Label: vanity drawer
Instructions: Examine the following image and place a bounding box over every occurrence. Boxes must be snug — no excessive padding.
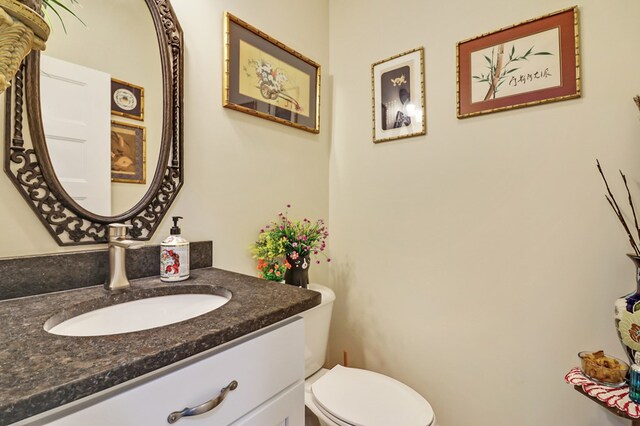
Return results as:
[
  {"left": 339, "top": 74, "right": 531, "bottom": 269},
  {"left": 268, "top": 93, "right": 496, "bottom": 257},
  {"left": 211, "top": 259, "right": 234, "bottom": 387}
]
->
[
  {"left": 43, "top": 318, "right": 304, "bottom": 426},
  {"left": 231, "top": 382, "right": 304, "bottom": 426}
]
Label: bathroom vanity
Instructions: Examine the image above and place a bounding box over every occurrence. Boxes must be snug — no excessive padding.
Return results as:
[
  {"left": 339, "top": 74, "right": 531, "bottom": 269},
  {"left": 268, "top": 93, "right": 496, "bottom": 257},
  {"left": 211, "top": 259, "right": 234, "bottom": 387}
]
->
[{"left": 0, "top": 267, "right": 320, "bottom": 425}]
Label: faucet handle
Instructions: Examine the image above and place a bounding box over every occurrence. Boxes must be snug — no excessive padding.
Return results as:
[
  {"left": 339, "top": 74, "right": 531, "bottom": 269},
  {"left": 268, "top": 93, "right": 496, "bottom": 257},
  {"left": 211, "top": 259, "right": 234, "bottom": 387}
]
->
[{"left": 108, "top": 223, "right": 133, "bottom": 240}]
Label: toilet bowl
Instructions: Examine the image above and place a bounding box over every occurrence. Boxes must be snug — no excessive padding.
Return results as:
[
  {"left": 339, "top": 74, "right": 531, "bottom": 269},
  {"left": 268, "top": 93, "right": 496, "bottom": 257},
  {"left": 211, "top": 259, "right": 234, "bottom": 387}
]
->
[{"left": 301, "top": 284, "right": 436, "bottom": 426}]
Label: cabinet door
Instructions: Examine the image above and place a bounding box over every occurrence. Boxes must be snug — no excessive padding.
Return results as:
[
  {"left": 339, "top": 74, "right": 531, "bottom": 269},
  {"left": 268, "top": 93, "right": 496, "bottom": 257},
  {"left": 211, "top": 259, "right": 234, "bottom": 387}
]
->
[
  {"left": 44, "top": 319, "right": 303, "bottom": 425},
  {"left": 231, "top": 382, "right": 304, "bottom": 426}
]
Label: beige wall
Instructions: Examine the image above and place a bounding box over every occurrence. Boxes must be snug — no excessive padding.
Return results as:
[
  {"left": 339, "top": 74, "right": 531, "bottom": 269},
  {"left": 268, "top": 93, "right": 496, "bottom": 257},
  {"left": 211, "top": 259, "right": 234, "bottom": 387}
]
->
[
  {"left": 0, "top": 0, "right": 331, "bottom": 285},
  {"left": 3, "top": 0, "right": 640, "bottom": 424},
  {"left": 328, "top": 0, "right": 639, "bottom": 425}
]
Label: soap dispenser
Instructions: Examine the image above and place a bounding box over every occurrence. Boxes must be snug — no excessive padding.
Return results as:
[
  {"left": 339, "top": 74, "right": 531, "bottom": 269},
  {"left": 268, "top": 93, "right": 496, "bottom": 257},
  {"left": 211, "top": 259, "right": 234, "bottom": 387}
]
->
[{"left": 161, "top": 216, "right": 190, "bottom": 282}]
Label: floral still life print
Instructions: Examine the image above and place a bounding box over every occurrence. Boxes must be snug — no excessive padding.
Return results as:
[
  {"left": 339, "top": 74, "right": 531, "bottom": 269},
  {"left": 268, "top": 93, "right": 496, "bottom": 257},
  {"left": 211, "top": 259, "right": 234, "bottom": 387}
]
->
[{"left": 240, "top": 40, "right": 310, "bottom": 116}]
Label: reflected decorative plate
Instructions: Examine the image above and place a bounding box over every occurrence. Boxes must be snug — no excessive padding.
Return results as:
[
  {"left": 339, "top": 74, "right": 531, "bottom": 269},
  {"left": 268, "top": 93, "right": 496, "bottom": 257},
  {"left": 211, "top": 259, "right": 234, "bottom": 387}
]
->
[{"left": 113, "top": 88, "right": 137, "bottom": 111}]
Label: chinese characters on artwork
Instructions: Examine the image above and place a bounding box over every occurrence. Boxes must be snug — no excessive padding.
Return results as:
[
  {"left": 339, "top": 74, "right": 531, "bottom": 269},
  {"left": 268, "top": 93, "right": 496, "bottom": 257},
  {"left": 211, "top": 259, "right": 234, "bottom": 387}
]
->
[{"left": 508, "top": 68, "right": 552, "bottom": 87}]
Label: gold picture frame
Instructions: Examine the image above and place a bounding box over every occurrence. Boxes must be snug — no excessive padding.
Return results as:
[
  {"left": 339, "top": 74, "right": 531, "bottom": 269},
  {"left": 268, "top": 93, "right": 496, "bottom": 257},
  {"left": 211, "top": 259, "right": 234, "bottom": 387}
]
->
[
  {"left": 223, "top": 12, "right": 321, "bottom": 133},
  {"left": 111, "top": 121, "right": 146, "bottom": 184},
  {"left": 371, "top": 47, "right": 426, "bottom": 143},
  {"left": 457, "top": 6, "right": 580, "bottom": 118}
]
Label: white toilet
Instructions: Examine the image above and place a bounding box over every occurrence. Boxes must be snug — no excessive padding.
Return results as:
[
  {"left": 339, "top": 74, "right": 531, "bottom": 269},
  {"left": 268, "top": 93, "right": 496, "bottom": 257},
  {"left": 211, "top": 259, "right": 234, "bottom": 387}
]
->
[{"left": 301, "top": 284, "right": 436, "bottom": 426}]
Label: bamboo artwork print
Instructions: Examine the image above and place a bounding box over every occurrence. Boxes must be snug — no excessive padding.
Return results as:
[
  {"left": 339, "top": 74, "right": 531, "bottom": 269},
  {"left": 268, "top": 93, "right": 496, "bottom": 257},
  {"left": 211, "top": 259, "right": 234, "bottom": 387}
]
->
[
  {"left": 472, "top": 41, "right": 554, "bottom": 102},
  {"left": 457, "top": 6, "right": 580, "bottom": 118}
]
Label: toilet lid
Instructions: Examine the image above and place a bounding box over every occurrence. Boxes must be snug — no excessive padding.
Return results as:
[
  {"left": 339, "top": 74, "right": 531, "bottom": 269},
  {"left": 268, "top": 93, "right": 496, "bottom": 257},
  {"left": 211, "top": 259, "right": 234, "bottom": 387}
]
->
[{"left": 311, "top": 365, "right": 434, "bottom": 426}]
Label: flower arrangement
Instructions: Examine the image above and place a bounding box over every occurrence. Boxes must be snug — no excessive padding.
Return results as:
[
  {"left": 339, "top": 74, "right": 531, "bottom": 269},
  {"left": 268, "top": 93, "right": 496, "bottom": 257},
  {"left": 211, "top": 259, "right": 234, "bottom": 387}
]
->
[
  {"left": 255, "top": 258, "right": 289, "bottom": 282},
  {"left": 251, "top": 204, "right": 330, "bottom": 283}
]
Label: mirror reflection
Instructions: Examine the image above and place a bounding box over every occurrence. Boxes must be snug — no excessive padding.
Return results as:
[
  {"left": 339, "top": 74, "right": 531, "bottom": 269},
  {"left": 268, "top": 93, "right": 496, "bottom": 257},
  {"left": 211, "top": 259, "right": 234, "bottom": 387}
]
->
[{"left": 40, "top": 0, "right": 162, "bottom": 216}]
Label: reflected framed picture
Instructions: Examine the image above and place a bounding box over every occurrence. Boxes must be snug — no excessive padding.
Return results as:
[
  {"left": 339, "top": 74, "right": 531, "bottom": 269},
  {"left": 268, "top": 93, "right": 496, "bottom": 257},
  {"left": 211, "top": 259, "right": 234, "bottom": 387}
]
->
[
  {"left": 111, "top": 121, "right": 146, "bottom": 184},
  {"left": 223, "top": 12, "right": 320, "bottom": 134},
  {"left": 457, "top": 6, "right": 580, "bottom": 118},
  {"left": 371, "top": 47, "right": 426, "bottom": 143},
  {"left": 111, "top": 78, "right": 144, "bottom": 121}
]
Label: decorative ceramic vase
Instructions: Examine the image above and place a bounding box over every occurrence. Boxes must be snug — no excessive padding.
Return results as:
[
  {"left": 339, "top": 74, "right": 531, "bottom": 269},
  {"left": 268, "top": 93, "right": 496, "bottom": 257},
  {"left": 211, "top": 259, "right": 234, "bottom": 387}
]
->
[
  {"left": 284, "top": 253, "right": 310, "bottom": 288},
  {"left": 0, "top": 0, "right": 49, "bottom": 93},
  {"left": 614, "top": 255, "right": 640, "bottom": 365}
]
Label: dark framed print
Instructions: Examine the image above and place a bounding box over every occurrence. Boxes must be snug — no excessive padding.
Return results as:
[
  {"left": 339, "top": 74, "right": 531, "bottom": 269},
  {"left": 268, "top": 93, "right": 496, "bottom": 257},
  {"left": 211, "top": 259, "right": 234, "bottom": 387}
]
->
[
  {"left": 111, "top": 78, "right": 144, "bottom": 120},
  {"left": 371, "top": 47, "right": 426, "bottom": 143},
  {"left": 111, "top": 121, "right": 146, "bottom": 184},
  {"left": 457, "top": 6, "right": 580, "bottom": 118},
  {"left": 223, "top": 12, "right": 320, "bottom": 133}
]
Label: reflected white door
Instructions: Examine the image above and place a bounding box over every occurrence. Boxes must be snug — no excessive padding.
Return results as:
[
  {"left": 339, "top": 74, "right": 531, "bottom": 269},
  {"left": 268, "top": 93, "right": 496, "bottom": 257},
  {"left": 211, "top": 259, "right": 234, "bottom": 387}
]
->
[{"left": 40, "top": 54, "right": 111, "bottom": 216}]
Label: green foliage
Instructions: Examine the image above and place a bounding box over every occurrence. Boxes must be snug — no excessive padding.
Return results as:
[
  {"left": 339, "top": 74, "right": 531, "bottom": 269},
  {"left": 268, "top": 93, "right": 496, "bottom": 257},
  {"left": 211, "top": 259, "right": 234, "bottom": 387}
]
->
[{"left": 42, "top": 0, "right": 84, "bottom": 33}]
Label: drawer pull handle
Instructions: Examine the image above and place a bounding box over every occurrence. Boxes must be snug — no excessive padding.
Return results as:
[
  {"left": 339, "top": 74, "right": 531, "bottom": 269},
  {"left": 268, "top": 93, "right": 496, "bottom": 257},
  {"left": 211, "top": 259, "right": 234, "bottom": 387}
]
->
[{"left": 167, "top": 380, "right": 238, "bottom": 423}]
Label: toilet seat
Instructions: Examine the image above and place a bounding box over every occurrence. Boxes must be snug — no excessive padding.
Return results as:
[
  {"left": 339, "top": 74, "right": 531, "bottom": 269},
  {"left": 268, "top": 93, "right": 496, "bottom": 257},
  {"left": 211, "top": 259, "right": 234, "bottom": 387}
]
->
[{"left": 310, "top": 365, "right": 435, "bottom": 426}]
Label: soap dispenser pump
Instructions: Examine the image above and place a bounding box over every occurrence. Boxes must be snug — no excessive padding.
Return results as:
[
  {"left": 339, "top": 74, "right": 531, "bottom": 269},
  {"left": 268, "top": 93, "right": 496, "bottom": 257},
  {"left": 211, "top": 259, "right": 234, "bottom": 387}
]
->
[{"left": 160, "top": 216, "right": 190, "bottom": 282}]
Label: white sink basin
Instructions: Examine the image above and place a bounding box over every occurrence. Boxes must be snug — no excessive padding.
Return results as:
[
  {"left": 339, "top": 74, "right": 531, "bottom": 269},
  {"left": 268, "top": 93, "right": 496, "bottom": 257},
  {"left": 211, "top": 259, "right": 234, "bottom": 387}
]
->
[{"left": 46, "top": 293, "right": 230, "bottom": 336}]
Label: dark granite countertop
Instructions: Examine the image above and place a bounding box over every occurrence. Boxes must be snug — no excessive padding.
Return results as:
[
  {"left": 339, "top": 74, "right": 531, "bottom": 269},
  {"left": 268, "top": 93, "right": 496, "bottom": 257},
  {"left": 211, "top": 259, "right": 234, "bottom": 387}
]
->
[{"left": 0, "top": 268, "right": 320, "bottom": 425}]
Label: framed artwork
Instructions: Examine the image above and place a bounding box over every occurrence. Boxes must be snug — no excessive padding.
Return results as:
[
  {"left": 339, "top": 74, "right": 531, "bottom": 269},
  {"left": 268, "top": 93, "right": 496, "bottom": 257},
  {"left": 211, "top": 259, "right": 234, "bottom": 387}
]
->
[
  {"left": 457, "top": 6, "right": 580, "bottom": 118},
  {"left": 111, "top": 78, "right": 144, "bottom": 121},
  {"left": 371, "top": 47, "right": 426, "bottom": 143},
  {"left": 223, "top": 12, "right": 320, "bottom": 134},
  {"left": 111, "top": 121, "right": 146, "bottom": 184}
]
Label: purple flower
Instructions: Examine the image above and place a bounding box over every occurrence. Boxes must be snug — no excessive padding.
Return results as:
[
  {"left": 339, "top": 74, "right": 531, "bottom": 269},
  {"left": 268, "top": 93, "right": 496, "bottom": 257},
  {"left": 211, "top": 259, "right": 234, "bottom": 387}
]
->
[{"left": 292, "top": 242, "right": 298, "bottom": 247}]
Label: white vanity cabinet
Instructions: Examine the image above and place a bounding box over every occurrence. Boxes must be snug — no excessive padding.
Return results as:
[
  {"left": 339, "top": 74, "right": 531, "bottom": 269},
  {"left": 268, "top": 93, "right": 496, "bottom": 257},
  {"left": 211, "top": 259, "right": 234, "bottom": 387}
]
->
[{"left": 27, "top": 318, "right": 304, "bottom": 426}]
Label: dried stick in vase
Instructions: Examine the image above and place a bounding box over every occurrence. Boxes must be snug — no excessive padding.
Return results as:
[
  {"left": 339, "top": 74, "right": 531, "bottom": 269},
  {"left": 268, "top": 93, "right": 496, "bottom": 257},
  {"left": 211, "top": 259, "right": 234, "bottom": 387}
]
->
[
  {"left": 597, "top": 160, "right": 640, "bottom": 255},
  {"left": 605, "top": 195, "right": 639, "bottom": 255},
  {"left": 621, "top": 170, "right": 640, "bottom": 244}
]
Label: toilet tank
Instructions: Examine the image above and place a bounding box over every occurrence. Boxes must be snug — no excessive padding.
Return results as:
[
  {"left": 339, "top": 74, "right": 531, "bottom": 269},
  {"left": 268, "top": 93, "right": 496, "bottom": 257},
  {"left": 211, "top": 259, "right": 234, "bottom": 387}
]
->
[{"left": 300, "top": 283, "right": 335, "bottom": 378}]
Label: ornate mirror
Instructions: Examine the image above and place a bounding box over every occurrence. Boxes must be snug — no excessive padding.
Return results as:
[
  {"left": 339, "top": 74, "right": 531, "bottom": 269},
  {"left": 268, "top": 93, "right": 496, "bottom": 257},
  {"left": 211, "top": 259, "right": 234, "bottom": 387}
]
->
[{"left": 4, "top": 0, "right": 183, "bottom": 245}]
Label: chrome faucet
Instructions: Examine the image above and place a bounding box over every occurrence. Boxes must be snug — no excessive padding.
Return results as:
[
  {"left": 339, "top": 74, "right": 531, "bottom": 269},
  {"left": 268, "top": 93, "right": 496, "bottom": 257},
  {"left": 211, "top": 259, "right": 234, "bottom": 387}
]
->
[{"left": 106, "top": 224, "right": 144, "bottom": 291}]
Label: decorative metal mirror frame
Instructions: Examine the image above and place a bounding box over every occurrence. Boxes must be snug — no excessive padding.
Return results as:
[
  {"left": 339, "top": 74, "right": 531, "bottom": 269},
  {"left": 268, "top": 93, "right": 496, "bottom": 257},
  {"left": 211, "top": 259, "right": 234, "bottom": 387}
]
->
[{"left": 4, "top": 0, "right": 183, "bottom": 246}]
